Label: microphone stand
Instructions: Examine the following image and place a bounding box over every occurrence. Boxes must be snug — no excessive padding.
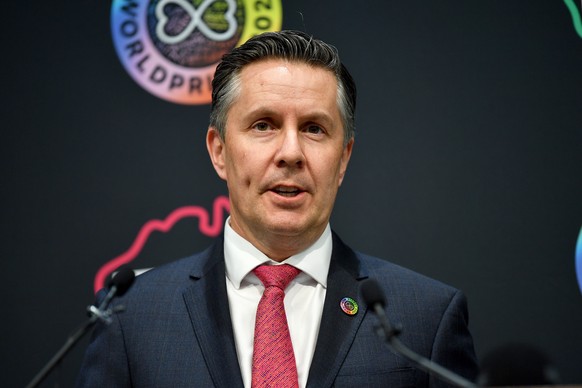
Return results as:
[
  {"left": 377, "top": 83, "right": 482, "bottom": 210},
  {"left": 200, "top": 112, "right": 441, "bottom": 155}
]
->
[
  {"left": 370, "top": 303, "right": 478, "bottom": 388},
  {"left": 25, "top": 287, "right": 125, "bottom": 388}
]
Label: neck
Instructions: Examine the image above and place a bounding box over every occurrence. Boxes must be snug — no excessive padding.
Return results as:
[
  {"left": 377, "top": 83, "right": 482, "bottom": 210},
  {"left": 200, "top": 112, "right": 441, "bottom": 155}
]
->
[{"left": 229, "top": 220, "right": 326, "bottom": 262}]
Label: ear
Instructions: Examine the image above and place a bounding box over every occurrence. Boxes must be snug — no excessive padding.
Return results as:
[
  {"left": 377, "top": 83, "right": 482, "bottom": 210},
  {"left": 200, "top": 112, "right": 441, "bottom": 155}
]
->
[
  {"left": 206, "top": 127, "right": 227, "bottom": 181},
  {"left": 338, "top": 137, "right": 354, "bottom": 186}
]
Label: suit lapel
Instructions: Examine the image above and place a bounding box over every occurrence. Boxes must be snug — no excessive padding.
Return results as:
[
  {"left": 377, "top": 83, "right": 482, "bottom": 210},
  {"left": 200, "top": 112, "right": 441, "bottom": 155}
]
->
[
  {"left": 307, "top": 233, "right": 369, "bottom": 388},
  {"left": 182, "top": 239, "right": 244, "bottom": 388}
]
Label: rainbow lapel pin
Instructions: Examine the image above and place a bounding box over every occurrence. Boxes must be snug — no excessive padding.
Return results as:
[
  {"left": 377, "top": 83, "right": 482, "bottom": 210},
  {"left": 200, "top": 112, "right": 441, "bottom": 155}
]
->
[{"left": 340, "top": 297, "right": 359, "bottom": 316}]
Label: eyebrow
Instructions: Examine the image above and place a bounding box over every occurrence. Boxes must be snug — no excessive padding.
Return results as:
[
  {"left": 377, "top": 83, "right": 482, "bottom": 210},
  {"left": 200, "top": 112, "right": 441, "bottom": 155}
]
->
[{"left": 242, "top": 106, "right": 336, "bottom": 127}]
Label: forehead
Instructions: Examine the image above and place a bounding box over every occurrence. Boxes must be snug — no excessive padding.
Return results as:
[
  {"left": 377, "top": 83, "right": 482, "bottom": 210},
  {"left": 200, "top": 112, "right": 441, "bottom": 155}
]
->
[
  {"left": 242, "top": 59, "right": 335, "bottom": 85},
  {"left": 233, "top": 59, "right": 339, "bottom": 112}
]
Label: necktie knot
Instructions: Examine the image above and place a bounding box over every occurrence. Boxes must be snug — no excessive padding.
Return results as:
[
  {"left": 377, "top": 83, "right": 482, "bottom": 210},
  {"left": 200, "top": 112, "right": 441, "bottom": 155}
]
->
[{"left": 253, "top": 264, "right": 301, "bottom": 290}]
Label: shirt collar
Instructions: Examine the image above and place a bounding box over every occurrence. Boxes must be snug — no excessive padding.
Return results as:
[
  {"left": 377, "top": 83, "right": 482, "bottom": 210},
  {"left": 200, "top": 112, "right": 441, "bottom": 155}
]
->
[{"left": 224, "top": 217, "right": 332, "bottom": 289}]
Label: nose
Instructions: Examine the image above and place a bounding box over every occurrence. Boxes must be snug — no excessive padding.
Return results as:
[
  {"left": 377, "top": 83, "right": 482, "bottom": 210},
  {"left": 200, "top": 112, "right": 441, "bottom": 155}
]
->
[{"left": 275, "top": 128, "right": 305, "bottom": 168}]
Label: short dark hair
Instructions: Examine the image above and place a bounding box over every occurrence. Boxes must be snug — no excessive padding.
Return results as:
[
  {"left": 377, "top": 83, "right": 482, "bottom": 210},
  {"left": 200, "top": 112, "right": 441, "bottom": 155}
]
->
[{"left": 210, "top": 30, "right": 356, "bottom": 145}]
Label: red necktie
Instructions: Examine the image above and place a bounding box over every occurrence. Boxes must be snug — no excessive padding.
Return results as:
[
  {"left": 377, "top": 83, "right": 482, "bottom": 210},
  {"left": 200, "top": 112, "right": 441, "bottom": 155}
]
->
[{"left": 252, "top": 264, "right": 301, "bottom": 388}]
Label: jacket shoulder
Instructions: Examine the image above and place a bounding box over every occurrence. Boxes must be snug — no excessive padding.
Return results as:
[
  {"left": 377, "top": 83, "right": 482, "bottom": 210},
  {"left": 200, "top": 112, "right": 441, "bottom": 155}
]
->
[{"left": 357, "top": 252, "right": 460, "bottom": 296}]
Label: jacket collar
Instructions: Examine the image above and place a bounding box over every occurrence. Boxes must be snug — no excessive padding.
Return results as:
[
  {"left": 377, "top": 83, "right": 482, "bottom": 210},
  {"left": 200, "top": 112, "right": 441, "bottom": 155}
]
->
[
  {"left": 183, "top": 237, "right": 245, "bottom": 388},
  {"left": 307, "top": 231, "right": 370, "bottom": 387}
]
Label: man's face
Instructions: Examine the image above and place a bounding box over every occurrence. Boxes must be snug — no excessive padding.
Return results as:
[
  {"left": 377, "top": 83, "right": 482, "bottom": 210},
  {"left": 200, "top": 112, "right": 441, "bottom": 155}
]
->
[{"left": 207, "top": 59, "right": 353, "bottom": 260}]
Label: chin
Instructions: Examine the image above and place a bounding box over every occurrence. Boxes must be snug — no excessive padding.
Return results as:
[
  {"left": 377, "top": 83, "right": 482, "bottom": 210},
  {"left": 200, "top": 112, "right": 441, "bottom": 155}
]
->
[
  {"left": 266, "top": 223, "right": 304, "bottom": 237},
  {"left": 264, "top": 216, "right": 324, "bottom": 238}
]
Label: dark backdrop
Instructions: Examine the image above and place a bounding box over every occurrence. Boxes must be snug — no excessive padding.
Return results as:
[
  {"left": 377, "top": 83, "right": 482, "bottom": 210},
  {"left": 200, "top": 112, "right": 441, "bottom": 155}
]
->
[{"left": 2, "top": 1, "right": 581, "bottom": 386}]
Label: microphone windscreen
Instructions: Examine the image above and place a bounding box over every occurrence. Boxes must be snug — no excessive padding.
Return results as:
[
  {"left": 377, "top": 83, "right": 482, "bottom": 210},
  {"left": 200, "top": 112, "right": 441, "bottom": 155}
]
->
[
  {"left": 361, "top": 279, "right": 386, "bottom": 307},
  {"left": 108, "top": 267, "right": 136, "bottom": 296}
]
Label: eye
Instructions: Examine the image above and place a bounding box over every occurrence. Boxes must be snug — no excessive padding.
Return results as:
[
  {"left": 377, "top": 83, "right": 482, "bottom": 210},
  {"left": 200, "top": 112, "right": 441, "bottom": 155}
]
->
[
  {"left": 252, "top": 122, "right": 272, "bottom": 131},
  {"left": 304, "top": 124, "right": 324, "bottom": 135}
]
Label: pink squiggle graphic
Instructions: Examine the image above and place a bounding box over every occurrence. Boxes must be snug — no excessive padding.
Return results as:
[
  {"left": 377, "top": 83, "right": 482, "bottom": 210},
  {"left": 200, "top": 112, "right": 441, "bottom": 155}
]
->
[{"left": 93, "top": 195, "right": 230, "bottom": 293}]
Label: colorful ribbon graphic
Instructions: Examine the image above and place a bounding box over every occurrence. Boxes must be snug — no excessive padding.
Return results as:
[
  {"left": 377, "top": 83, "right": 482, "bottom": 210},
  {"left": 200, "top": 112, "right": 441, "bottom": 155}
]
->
[{"left": 563, "top": 0, "right": 582, "bottom": 38}]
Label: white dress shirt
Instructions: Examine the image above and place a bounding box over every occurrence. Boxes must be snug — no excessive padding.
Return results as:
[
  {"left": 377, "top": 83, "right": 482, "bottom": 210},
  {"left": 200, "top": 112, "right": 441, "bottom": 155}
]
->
[{"left": 224, "top": 218, "right": 332, "bottom": 388}]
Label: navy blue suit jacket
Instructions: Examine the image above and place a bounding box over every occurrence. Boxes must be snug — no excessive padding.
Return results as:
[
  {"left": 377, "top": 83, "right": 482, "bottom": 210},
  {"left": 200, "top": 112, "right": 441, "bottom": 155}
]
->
[{"left": 77, "top": 233, "right": 478, "bottom": 387}]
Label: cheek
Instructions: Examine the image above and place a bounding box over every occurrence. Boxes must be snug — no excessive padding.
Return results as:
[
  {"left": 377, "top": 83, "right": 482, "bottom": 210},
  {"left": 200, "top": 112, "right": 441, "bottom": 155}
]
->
[
  {"left": 229, "top": 149, "right": 257, "bottom": 187},
  {"left": 311, "top": 168, "right": 339, "bottom": 196},
  {"left": 316, "top": 153, "right": 344, "bottom": 183}
]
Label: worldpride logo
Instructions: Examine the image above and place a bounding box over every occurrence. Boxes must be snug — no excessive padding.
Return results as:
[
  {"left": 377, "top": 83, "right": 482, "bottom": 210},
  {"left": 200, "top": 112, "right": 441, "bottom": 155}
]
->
[{"left": 111, "top": 0, "right": 282, "bottom": 104}]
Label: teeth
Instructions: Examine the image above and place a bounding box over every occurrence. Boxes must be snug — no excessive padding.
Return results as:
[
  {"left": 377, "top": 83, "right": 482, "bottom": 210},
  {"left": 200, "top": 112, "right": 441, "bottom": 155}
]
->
[
  {"left": 275, "top": 186, "right": 298, "bottom": 193},
  {"left": 273, "top": 186, "right": 300, "bottom": 197}
]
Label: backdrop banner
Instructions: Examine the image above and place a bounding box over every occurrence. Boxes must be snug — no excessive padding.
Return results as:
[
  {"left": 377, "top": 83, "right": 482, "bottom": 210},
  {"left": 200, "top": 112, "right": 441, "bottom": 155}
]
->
[{"left": 2, "top": 1, "right": 581, "bottom": 386}]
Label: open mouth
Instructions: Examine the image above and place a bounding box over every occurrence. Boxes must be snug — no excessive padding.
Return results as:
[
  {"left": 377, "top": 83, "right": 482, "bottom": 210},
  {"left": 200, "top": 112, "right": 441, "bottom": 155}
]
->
[{"left": 272, "top": 186, "right": 302, "bottom": 197}]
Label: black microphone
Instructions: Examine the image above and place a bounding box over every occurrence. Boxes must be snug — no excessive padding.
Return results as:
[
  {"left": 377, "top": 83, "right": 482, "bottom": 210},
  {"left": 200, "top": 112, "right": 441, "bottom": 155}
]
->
[
  {"left": 109, "top": 266, "right": 136, "bottom": 296},
  {"left": 93, "top": 267, "right": 136, "bottom": 318},
  {"left": 360, "top": 279, "right": 402, "bottom": 340},
  {"left": 26, "top": 267, "right": 136, "bottom": 388},
  {"left": 361, "top": 279, "right": 478, "bottom": 388}
]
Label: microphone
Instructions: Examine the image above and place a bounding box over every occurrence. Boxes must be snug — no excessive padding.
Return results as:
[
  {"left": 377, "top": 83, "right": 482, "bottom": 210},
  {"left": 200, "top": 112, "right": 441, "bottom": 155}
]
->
[
  {"left": 109, "top": 266, "right": 136, "bottom": 296},
  {"left": 90, "top": 267, "right": 136, "bottom": 323},
  {"left": 361, "top": 279, "right": 478, "bottom": 388},
  {"left": 360, "top": 279, "right": 402, "bottom": 341},
  {"left": 26, "top": 267, "right": 136, "bottom": 388}
]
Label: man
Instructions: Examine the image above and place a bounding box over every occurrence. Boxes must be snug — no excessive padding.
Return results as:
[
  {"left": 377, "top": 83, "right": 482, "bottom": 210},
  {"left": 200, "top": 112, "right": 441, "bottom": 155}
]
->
[{"left": 77, "top": 30, "right": 478, "bottom": 387}]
